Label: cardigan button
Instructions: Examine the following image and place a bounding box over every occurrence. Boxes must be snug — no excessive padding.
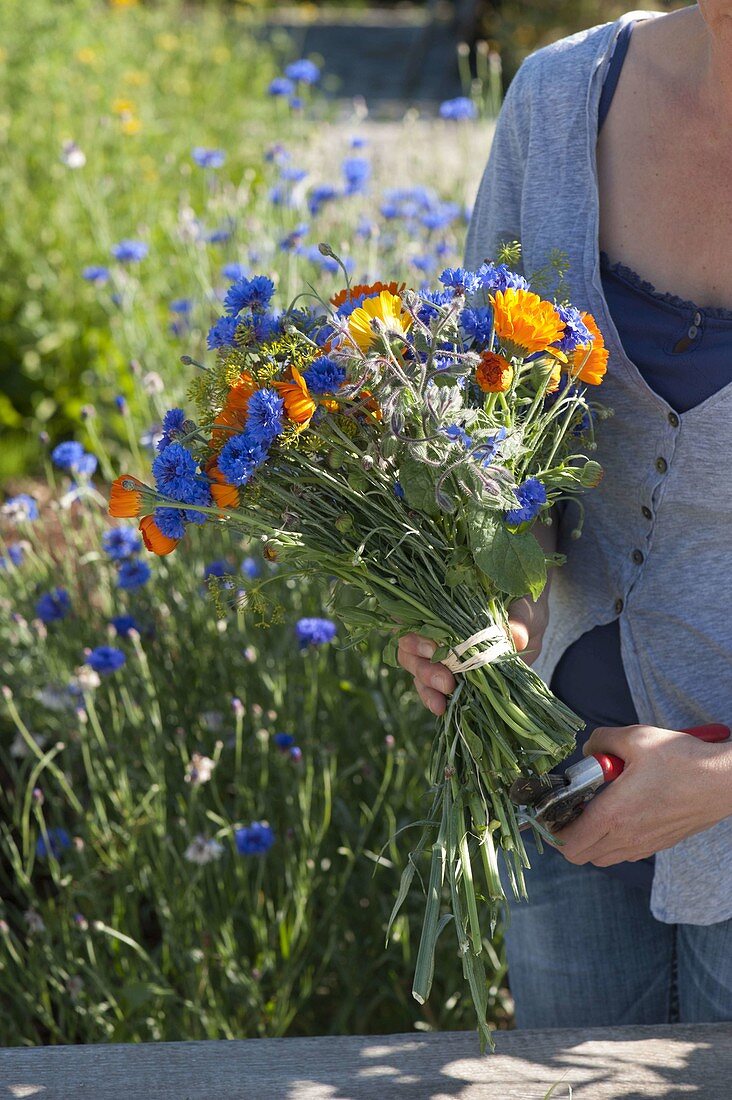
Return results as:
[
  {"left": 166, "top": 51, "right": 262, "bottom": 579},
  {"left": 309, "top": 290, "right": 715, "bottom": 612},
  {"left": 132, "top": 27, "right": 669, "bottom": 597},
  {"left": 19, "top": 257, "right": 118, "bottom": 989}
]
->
[
  {"left": 668, "top": 411, "right": 680, "bottom": 428},
  {"left": 632, "top": 549, "right": 644, "bottom": 564},
  {"left": 641, "top": 505, "right": 653, "bottom": 520},
  {"left": 614, "top": 598, "right": 624, "bottom": 615},
  {"left": 656, "top": 457, "right": 668, "bottom": 474}
]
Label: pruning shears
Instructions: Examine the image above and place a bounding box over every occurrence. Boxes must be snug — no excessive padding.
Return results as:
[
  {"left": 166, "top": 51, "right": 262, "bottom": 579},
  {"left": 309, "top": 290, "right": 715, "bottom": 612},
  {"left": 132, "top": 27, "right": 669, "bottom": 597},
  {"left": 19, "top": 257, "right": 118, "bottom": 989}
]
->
[{"left": 510, "top": 723, "right": 731, "bottom": 834}]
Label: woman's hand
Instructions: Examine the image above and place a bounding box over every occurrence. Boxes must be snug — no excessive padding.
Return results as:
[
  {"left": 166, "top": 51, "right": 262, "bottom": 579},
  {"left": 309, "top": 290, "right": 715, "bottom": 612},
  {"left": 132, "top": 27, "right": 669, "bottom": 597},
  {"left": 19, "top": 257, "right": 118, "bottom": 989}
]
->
[
  {"left": 553, "top": 724, "right": 732, "bottom": 866},
  {"left": 397, "top": 593, "right": 550, "bottom": 716}
]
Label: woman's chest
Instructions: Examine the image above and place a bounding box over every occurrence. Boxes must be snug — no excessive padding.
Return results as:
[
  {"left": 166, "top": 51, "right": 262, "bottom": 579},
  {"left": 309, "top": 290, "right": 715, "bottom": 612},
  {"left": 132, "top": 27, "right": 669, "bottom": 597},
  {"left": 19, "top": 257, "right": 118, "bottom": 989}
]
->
[{"left": 596, "top": 79, "right": 732, "bottom": 312}]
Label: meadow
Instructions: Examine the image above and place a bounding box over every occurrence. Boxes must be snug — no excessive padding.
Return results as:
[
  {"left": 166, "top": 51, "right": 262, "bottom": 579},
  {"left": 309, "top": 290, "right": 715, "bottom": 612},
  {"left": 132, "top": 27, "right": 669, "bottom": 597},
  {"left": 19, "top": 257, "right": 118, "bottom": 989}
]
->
[{"left": 0, "top": 0, "right": 509, "bottom": 1044}]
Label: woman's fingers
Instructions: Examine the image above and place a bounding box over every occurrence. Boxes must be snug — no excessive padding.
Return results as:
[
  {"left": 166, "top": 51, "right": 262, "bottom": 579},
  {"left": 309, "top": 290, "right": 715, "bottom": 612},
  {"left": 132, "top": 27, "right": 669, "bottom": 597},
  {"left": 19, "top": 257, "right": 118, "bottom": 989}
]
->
[
  {"left": 414, "top": 678, "right": 448, "bottom": 716},
  {"left": 397, "top": 633, "right": 456, "bottom": 709}
]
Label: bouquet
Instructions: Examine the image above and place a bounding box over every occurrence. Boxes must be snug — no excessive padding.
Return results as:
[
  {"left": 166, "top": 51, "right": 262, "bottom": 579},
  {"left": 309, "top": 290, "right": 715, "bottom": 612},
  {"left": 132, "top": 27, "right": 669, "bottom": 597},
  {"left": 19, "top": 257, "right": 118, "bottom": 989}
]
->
[{"left": 110, "top": 245, "right": 609, "bottom": 1046}]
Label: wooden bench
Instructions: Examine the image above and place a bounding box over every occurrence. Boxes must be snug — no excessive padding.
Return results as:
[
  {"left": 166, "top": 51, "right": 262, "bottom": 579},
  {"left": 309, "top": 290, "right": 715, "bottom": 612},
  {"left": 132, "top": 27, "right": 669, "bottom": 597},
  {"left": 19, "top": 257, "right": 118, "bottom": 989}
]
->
[{"left": 1, "top": 1023, "right": 730, "bottom": 1098}]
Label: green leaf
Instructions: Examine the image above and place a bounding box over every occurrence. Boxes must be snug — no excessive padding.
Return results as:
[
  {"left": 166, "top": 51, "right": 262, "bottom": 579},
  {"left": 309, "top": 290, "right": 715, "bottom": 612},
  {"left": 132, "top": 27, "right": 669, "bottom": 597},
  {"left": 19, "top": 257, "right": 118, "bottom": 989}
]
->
[
  {"left": 467, "top": 508, "right": 546, "bottom": 600},
  {"left": 398, "top": 449, "right": 440, "bottom": 517}
]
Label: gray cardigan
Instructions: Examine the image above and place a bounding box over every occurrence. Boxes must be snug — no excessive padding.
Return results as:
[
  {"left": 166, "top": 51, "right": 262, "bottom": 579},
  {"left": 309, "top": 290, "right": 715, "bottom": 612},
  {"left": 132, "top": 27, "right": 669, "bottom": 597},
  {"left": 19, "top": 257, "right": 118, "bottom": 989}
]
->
[{"left": 465, "top": 10, "right": 732, "bottom": 925}]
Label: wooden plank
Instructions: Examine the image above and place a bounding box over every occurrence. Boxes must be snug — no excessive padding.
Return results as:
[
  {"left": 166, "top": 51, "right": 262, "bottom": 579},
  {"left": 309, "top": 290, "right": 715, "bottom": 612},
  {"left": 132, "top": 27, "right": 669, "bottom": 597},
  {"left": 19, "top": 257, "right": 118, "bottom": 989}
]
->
[{"left": 0, "top": 1024, "right": 730, "bottom": 1099}]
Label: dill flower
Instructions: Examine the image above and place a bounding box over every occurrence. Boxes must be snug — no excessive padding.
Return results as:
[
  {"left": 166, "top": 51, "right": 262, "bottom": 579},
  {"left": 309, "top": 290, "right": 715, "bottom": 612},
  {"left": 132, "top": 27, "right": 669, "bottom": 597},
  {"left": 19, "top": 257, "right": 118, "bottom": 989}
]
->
[
  {"left": 102, "top": 525, "right": 142, "bottom": 560},
  {"left": 302, "top": 356, "right": 346, "bottom": 394},
  {"left": 296, "top": 617, "right": 337, "bottom": 648},
  {"left": 566, "top": 311, "right": 608, "bottom": 385},
  {"left": 235, "top": 822, "right": 275, "bottom": 855},
  {"left": 347, "top": 290, "right": 413, "bottom": 352},
  {"left": 87, "top": 646, "right": 126, "bottom": 674},
  {"left": 505, "top": 478, "right": 547, "bottom": 526},
  {"left": 36, "top": 588, "right": 71, "bottom": 623},
  {"left": 476, "top": 351, "right": 513, "bottom": 393},
  {"left": 490, "top": 288, "right": 565, "bottom": 357},
  {"left": 117, "top": 559, "right": 151, "bottom": 589}
]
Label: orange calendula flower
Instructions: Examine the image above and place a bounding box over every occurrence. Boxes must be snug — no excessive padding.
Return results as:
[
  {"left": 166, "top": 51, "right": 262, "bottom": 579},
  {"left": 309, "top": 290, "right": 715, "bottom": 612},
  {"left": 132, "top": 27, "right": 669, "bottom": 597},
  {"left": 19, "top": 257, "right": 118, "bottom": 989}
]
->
[
  {"left": 139, "top": 514, "right": 179, "bottom": 556},
  {"left": 546, "top": 362, "right": 563, "bottom": 393},
  {"left": 206, "top": 460, "right": 241, "bottom": 509},
  {"left": 347, "top": 291, "right": 413, "bottom": 353},
  {"left": 330, "top": 281, "right": 406, "bottom": 309},
  {"left": 476, "top": 351, "right": 514, "bottom": 394},
  {"left": 356, "top": 389, "right": 382, "bottom": 421},
  {"left": 567, "top": 311, "right": 609, "bottom": 385},
  {"left": 109, "top": 475, "right": 146, "bottom": 518},
  {"left": 273, "top": 366, "right": 316, "bottom": 423},
  {"left": 490, "top": 288, "right": 565, "bottom": 357}
]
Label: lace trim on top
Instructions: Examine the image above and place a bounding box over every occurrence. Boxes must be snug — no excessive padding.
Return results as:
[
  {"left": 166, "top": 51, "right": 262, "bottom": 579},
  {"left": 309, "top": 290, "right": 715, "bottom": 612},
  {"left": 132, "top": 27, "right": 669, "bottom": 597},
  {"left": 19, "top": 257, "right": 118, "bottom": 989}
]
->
[{"left": 600, "top": 250, "right": 732, "bottom": 322}]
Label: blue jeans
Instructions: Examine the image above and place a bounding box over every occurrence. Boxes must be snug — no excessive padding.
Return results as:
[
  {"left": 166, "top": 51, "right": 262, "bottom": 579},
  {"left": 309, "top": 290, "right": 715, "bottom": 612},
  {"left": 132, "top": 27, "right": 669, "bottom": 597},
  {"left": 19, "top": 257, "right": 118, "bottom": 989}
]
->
[{"left": 501, "top": 844, "right": 732, "bottom": 1028}]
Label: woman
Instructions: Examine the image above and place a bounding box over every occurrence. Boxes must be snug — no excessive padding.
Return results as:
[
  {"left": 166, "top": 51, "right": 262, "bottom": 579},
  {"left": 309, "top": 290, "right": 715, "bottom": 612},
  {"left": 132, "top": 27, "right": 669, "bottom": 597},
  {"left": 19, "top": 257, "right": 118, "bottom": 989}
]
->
[{"left": 398, "top": 4, "right": 732, "bottom": 1027}]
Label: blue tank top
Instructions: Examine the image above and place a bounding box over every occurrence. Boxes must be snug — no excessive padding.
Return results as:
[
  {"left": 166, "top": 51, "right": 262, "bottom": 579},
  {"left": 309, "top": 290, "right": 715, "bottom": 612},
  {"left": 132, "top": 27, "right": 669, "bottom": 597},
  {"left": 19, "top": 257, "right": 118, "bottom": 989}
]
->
[{"left": 546, "top": 19, "right": 732, "bottom": 891}]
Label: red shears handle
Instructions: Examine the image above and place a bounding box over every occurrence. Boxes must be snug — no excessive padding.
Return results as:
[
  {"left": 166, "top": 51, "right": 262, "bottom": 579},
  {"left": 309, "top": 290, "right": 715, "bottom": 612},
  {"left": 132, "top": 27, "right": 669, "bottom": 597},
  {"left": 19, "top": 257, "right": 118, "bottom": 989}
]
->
[{"left": 595, "top": 723, "right": 731, "bottom": 783}]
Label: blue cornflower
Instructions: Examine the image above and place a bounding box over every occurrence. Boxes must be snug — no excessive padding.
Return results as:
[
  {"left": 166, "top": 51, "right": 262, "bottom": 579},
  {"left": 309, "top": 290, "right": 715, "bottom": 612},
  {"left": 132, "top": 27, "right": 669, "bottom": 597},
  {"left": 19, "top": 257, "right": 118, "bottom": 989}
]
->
[
  {"left": 205, "top": 226, "right": 232, "bottom": 245},
  {"left": 472, "top": 427, "right": 508, "bottom": 467},
  {"left": 87, "top": 646, "right": 126, "bottom": 674},
  {"left": 460, "top": 306, "right": 494, "bottom": 347},
  {"left": 308, "top": 184, "right": 339, "bottom": 217},
  {"left": 342, "top": 157, "right": 370, "bottom": 195},
  {"left": 241, "top": 556, "right": 261, "bottom": 579},
  {"left": 111, "top": 239, "right": 148, "bottom": 263},
  {"left": 169, "top": 298, "right": 192, "bottom": 315},
  {"left": 203, "top": 560, "right": 230, "bottom": 579},
  {"left": 82, "top": 265, "right": 110, "bottom": 283},
  {"left": 411, "top": 254, "right": 436, "bottom": 275},
  {"left": 476, "top": 262, "right": 529, "bottom": 293},
  {"left": 0, "top": 544, "right": 24, "bottom": 570},
  {"left": 417, "top": 288, "right": 452, "bottom": 325},
  {"left": 207, "top": 315, "right": 240, "bottom": 350},
  {"left": 284, "top": 59, "right": 320, "bottom": 84},
  {"left": 268, "top": 76, "right": 295, "bottom": 97},
  {"left": 252, "top": 312, "right": 283, "bottom": 344},
  {"left": 51, "top": 441, "right": 85, "bottom": 470},
  {"left": 280, "top": 165, "right": 307, "bottom": 183},
  {"left": 111, "top": 614, "right": 139, "bottom": 637},
  {"left": 393, "top": 482, "right": 405, "bottom": 500},
  {"left": 192, "top": 147, "right": 225, "bottom": 169},
  {"left": 102, "top": 526, "right": 142, "bottom": 560},
  {"left": 246, "top": 389, "right": 284, "bottom": 446},
  {"left": 302, "top": 356, "right": 346, "bottom": 394},
  {"left": 439, "top": 96, "right": 477, "bottom": 121},
  {"left": 221, "top": 262, "right": 247, "bottom": 282},
  {"left": 439, "top": 267, "right": 480, "bottom": 297},
  {"left": 235, "top": 822, "right": 275, "bottom": 855},
  {"left": 117, "top": 559, "right": 152, "bottom": 590},
  {"left": 36, "top": 827, "right": 71, "bottom": 860},
  {"left": 505, "top": 478, "right": 547, "bottom": 526},
  {"left": 75, "top": 453, "right": 98, "bottom": 477},
  {"left": 36, "top": 588, "right": 71, "bottom": 623},
  {"left": 350, "top": 135, "right": 367, "bottom": 148},
  {"left": 554, "top": 304, "right": 593, "bottom": 354},
  {"left": 2, "top": 494, "right": 39, "bottom": 522},
  {"left": 443, "top": 424, "right": 472, "bottom": 448},
  {"left": 154, "top": 507, "right": 187, "bottom": 540},
  {"left": 224, "top": 275, "right": 275, "bottom": 316},
  {"left": 152, "top": 444, "right": 211, "bottom": 509},
  {"left": 273, "top": 733, "right": 295, "bottom": 750},
  {"left": 421, "top": 202, "right": 460, "bottom": 231},
  {"left": 157, "top": 408, "right": 188, "bottom": 452},
  {"left": 279, "top": 223, "right": 309, "bottom": 252},
  {"left": 290, "top": 746, "right": 303, "bottom": 763},
  {"left": 217, "top": 432, "right": 268, "bottom": 487},
  {"left": 295, "top": 617, "right": 337, "bottom": 648}
]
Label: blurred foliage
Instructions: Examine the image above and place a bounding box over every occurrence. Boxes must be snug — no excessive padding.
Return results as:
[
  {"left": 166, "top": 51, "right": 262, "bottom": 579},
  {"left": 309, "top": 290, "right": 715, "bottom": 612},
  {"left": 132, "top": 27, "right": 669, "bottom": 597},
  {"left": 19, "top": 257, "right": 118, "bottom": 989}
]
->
[{"left": 478, "top": 0, "right": 694, "bottom": 84}]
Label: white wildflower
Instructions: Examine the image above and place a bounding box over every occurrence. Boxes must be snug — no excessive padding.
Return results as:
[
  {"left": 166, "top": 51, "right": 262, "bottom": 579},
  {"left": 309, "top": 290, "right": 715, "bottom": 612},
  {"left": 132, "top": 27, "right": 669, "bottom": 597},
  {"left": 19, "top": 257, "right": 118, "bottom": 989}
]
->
[
  {"left": 184, "top": 835, "right": 224, "bottom": 865},
  {"left": 184, "top": 753, "right": 216, "bottom": 786},
  {"left": 61, "top": 140, "right": 86, "bottom": 168},
  {"left": 24, "top": 909, "right": 45, "bottom": 934},
  {"left": 10, "top": 730, "right": 47, "bottom": 759}
]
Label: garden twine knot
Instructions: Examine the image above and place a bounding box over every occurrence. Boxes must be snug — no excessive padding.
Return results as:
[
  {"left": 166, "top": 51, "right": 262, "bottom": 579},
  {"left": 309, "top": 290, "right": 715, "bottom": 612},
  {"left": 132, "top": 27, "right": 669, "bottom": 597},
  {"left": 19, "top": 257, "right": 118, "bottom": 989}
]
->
[{"left": 442, "top": 624, "right": 512, "bottom": 674}]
